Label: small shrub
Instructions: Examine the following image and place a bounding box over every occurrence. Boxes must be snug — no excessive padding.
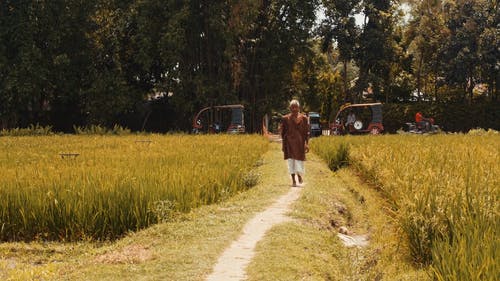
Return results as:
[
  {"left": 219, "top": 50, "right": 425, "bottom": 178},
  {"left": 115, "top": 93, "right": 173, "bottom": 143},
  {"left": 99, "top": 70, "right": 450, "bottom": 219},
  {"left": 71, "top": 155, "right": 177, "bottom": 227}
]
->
[
  {"left": 149, "top": 200, "right": 177, "bottom": 223},
  {"left": 111, "top": 124, "right": 131, "bottom": 135},
  {"left": 467, "top": 128, "right": 499, "bottom": 136},
  {"left": 329, "top": 142, "right": 350, "bottom": 171},
  {"left": 73, "top": 124, "right": 108, "bottom": 135},
  {"left": 243, "top": 170, "right": 260, "bottom": 188}
]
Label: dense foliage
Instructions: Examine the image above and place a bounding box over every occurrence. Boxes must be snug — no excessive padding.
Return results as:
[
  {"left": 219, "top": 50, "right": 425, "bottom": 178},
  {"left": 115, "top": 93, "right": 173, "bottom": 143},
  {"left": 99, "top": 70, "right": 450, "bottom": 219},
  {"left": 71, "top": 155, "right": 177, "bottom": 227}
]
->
[
  {"left": 0, "top": 0, "right": 318, "bottom": 132},
  {"left": 319, "top": 0, "right": 498, "bottom": 105},
  {"left": 1, "top": 1, "right": 497, "bottom": 132},
  {"left": 382, "top": 102, "right": 500, "bottom": 132}
]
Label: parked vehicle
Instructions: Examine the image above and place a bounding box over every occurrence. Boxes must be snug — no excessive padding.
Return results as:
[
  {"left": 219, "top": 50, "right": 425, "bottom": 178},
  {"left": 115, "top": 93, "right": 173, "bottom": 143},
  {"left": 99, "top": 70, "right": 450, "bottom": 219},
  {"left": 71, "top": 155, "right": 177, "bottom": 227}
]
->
[
  {"left": 405, "top": 119, "right": 440, "bottom": 134},
  {"left": 192, "top": 104, "right": 245, "bottom": 134},
  {"left": 329, "top": 103, "right": 384, "bottom": 135},
  {"left": 308, "top": 112, "right": 322, "bottom": 137}
]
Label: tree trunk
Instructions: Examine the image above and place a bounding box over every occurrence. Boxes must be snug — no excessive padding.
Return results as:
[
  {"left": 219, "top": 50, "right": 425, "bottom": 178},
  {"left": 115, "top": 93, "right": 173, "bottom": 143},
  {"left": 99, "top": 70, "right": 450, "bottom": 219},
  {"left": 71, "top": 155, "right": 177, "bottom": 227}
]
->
[
  {"left": 468, "top": 76, "right": 474, "bottom": 104},
  {"left": 343, "top": 60, "right": 349, "bottom": 102},
  {"left": 494, "top": 77, "right": 498, "bottom": 101},
  {"left": 434, "top": 62, "right": 439, "bottom": 102},
  {"left": 1, "top": 117, "right": 7, "bottom": 130},
  {"left": 416, "top": 52, "right": 423, "bottom": 101}
]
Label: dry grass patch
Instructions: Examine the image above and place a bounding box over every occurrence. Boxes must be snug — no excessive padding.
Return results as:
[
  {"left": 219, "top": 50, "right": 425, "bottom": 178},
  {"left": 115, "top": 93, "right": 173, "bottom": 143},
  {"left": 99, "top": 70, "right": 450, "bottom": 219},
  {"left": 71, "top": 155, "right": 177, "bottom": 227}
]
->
[{"left": 94, "top": 244, "right": 153, "bottom": 264}]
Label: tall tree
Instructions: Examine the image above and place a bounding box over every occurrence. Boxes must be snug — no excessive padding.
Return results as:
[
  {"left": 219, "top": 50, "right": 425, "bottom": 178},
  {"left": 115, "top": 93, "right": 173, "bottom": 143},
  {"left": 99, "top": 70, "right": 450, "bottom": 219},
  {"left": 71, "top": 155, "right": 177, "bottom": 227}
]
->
[
  {"left": 0, "top": 1, "right": 98, "bottom": 130},
  {"left": 320, "top": 0, "right": 360, "bottom": 102},
  {"left": 404, "top": 0, "right": 449, "bottom": 101},
  {"left": 439, "top": 0, "right": 498, "bottom": 103},
  {"left": 239, "top": 0, "right": 318, "bottom": 131},
  {"left": 116, "top": 0, "right": 190, "bottom": 128},
  {"left": 125, "top": 0, "right": 245, "bottom": 129},
  {"left": 441, "top": 1, "right": 479, "bottom": 102},
  {"left": 475, "top": 0, "right": 498, "bottom": 101},
  {"left": 355, "top": 0, "right": 397, "bottom": 102},
  {"left": 296, "top": 41, "right": 345, "bottom": 119},
  {"left": 0, "top": 0, "right": 28, "bottom": 128}
]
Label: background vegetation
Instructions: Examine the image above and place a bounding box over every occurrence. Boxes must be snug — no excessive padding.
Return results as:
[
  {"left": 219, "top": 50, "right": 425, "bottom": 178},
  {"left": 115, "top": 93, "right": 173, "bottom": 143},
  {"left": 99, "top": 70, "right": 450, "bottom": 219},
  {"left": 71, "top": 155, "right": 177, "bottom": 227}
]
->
[
  {"left": 382, "top": 102, "right": 500, "bottom": 132},
  {"left": 1, "top": 0, "right": 497, "bottom": 133}
]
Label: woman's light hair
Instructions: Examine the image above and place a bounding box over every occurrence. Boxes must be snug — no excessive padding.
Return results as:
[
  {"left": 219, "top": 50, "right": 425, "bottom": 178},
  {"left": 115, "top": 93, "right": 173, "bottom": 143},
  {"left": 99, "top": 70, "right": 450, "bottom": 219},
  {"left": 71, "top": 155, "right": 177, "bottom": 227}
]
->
[{"left": 289, "top": 99, "right": 300, "bottom": 108}]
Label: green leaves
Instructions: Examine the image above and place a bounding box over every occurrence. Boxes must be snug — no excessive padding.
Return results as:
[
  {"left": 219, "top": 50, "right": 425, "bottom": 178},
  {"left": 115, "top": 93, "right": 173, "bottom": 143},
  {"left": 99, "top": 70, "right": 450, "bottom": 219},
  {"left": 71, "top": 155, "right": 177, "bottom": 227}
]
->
[{"left": 1, "top": 1, "right": 496, "bottom": 131}]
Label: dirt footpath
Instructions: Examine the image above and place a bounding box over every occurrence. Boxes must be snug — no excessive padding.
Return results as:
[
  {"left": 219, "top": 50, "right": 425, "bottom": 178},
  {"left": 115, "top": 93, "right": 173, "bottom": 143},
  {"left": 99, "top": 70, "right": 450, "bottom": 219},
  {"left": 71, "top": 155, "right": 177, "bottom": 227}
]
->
[
  {"left": 205, "top": 140, "right": 423, "bottom": 281},
  {"left": 206, "top": 185, "right": 302, "bottom": 281}
]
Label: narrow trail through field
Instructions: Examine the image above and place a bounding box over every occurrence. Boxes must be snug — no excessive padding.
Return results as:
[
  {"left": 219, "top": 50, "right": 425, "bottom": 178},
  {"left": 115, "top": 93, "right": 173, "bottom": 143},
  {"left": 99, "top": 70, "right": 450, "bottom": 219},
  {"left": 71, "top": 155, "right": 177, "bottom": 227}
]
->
[
  {"left": 205, "top": 137, "right": 411, "bottom": 281},
  {"left": 205, "top": 135, "right": 300, "bottom": 281},
  {"left": 206, "top": 180, "right": 302, "bottom": 280}
]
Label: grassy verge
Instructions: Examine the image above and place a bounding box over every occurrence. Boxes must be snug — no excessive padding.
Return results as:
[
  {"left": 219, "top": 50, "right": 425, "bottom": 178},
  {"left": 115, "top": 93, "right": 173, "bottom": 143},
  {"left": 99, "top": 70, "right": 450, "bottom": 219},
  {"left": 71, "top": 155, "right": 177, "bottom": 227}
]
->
[
  {"left": 246, "top": 148, "right": 428, "bottom": 280},
  {"left": 0, "top": 141, "right": 290, "bottom": 281}
]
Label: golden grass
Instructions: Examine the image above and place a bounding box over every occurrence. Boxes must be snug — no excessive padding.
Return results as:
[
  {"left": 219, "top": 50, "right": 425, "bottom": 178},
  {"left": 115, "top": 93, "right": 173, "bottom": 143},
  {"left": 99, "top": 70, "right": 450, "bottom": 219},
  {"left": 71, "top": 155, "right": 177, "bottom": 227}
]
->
[
  {"left": 247, "top": 147, "right": 427, "bottom": 280},
  {"left": 0, "top": 134, "right": 268, "bottom": 241},
  {"left": 310, "top": 134, "right": 499, "bottom": 280},
  {"left": 1, "top": 140, "right": 291, "bottom": 281}
]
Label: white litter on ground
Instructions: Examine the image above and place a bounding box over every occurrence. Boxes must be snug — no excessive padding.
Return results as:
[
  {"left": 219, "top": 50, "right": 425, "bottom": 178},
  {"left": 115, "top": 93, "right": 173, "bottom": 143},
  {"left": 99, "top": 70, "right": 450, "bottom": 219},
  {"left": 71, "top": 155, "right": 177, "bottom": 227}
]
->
[{"left": 337, "top": 233, "right": 370, "bottom": 247}]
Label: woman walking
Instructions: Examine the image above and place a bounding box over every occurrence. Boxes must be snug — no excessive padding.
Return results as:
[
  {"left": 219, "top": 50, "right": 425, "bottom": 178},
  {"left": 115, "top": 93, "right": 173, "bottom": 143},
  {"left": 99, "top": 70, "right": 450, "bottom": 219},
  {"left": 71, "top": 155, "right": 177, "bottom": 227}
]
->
[{"left": 281, "top": 99, "right": 309, "bottom": 187}]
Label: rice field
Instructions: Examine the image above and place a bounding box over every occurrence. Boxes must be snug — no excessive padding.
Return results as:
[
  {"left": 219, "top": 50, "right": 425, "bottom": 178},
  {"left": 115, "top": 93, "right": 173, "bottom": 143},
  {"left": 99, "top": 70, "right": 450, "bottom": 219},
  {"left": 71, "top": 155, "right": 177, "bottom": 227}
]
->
[
  {"left": 310, "top": 133, "right": 499, "bottom": 280},
  {"left": 0, "top": 134, "right": 268, "bottom": 241}
]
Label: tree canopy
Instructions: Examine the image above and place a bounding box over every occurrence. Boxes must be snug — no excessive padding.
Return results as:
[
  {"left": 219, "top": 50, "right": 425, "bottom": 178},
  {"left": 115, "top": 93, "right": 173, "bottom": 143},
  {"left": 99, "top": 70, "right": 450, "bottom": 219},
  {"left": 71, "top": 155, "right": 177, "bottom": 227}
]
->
[{"left": 0, "top": 0, "right": 497, "bottom": 132}]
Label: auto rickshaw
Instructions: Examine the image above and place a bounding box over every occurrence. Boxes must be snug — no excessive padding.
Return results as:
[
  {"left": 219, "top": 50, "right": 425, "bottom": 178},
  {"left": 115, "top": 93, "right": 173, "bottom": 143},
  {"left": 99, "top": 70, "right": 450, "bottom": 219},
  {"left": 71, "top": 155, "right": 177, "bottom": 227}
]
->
[
  {"left": 330, "top": 103, "right": 384, "bottom": 135},
  {"left": 192, "top": 104, "right": 245, "bottom": 134}
]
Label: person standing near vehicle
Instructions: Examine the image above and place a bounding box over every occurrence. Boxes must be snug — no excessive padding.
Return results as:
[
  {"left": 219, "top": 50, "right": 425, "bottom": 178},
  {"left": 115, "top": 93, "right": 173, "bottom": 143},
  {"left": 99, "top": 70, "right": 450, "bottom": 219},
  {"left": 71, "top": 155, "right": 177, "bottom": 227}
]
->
[
  {"left": 346, "top": 110, "right": 356, "bottom": 133},
  {"left": 281, "top": 99, "right": 309, "bottom": 187}
]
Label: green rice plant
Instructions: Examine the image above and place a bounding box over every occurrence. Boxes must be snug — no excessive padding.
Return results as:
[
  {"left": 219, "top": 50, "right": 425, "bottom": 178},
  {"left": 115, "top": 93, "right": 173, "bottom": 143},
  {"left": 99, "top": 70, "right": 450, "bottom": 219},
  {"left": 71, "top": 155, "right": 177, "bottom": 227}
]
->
[
  {"left": 310, "top": 134, "right": 499, "bottom": 279},
  {"left": 0, "top": 134, "right": 268, "bottom": 241},
  {"left": 73, "top": 124, "right": 130, "bottom": 135},
  {"left": 309, "top": 137, "right": 350, "bottom": 171},
  {"left": 149, "top": 199, "right": 177, "bottom": 223},
  {"left": 243, "top": 170, "right": 260, "bottom": 188},
  {"left": 399, "top": 184, "right": 449, "bottom": 265},
  {"left": 0, "top": 124, "right": 54, "bottom": 136},
  {"left": 430, "top": 182, "right": 498, "bottom": 281}
]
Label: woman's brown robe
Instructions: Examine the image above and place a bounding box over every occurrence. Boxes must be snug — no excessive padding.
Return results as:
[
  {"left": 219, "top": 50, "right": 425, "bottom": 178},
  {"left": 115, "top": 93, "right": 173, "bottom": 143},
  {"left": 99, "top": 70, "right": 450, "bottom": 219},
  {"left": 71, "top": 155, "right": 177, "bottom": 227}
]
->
[{"left": 281, "top": 113, "right": 309, "bottom": 161}]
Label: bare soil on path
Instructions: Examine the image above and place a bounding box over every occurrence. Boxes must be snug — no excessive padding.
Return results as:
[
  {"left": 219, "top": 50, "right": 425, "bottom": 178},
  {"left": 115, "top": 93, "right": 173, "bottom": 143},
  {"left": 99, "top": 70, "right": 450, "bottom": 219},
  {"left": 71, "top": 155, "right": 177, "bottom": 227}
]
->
[{"left": 206, "top": 185, "right": 302, "bottom": 281}]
